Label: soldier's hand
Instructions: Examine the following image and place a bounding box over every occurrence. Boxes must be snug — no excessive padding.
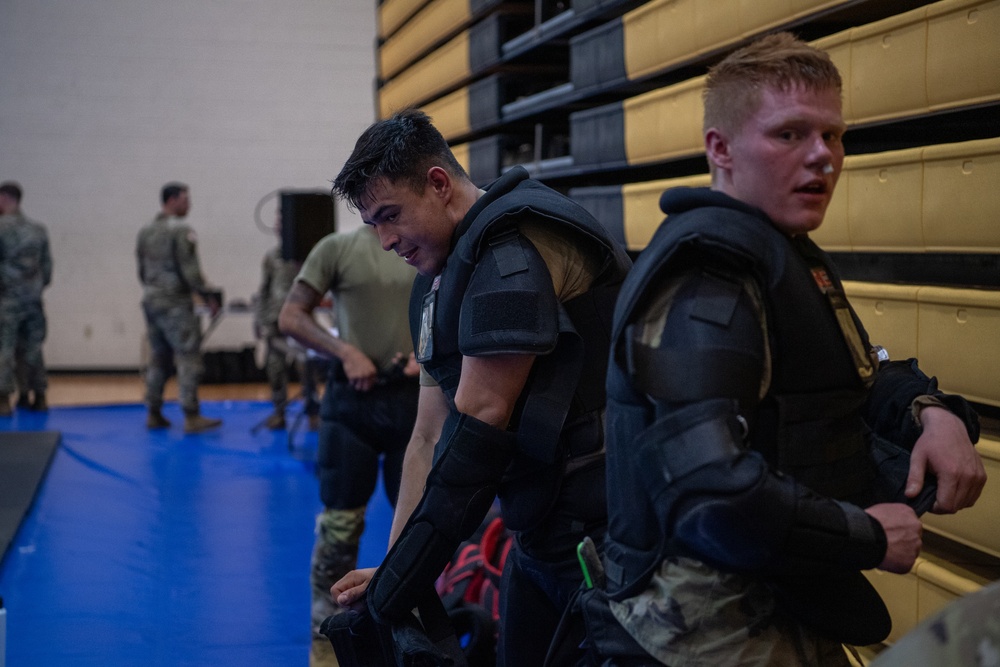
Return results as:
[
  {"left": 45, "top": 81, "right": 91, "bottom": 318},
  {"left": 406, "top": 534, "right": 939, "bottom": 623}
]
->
[
  {"left": 342, "top": 346, "right": 378, "bottom": 392},
  {"left": 332, "top": 567, "right": 376, "bottom": 608},
  {"left": 866, "top": 503, "right": 922, "bottom": 574},
  {"left": 909, "top": 406, "right": 986, "bottom": 514},
  {"left": 391, "top": 351, "right": 420, "bottom": 378}
]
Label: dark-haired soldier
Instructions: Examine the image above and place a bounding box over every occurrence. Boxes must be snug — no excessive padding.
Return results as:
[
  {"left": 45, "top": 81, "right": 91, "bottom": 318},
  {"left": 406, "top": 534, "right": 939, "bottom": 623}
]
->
[
  {"left": 0, "top": 181, "right": 52, "bottom": 415},
  {"left": 136, "top": 182, "right": 222, "bottom": 433},
  {"left": 596, "top": 33, "right": 986, "bottom": 665},
  {"left": 329, "top": 109, "right": 632, "bottom": 665}
]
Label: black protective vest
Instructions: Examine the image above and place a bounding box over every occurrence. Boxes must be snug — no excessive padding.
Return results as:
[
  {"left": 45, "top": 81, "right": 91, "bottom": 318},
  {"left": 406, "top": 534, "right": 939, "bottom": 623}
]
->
[
  {"left": 409, "top": 166, "right": 632, "bottom": 531},
  {"left": 604, "top": 188, "right": 876, "bottom": 595}
]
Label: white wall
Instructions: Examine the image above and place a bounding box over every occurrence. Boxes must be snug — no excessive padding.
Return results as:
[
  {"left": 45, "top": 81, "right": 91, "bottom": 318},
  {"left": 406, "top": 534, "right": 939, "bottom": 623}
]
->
[{"left": 0, "top": 0, "right": 376, "bottom": 369}]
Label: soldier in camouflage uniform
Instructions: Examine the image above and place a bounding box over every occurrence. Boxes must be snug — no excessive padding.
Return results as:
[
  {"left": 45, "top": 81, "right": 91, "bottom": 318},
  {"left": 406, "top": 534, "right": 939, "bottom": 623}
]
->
[
  {"left": 594, "top": 34, "right": 986, "bottom": 666},
  {"left": 279, "top": 224, "right": 418, "bottom": 667},
  {"left": 136, "top": 182, "right": 222, "bottom": 434},
  {"left": 0, "top": 181, "right": 53, "bottom": 416},
  {"left": 254, "top": 228, "right": 320, "bottom": 430},
  {"left": 870, "top": 579, "right": 1000, "bottom": 667}
]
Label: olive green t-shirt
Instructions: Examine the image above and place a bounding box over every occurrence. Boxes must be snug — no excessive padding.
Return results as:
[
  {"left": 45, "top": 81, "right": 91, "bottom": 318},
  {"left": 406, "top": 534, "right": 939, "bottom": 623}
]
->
[{"left": 296, "top": 226, "right": 417, "bottom": 371}]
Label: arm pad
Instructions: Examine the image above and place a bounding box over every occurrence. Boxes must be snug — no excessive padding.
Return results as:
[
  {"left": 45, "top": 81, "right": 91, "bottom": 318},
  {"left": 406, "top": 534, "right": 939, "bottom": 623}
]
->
[
  {"left": 639, "top": 400, "right": 886, "bottom": 576},
  {"left": 865, "top": 358, "right": 980, "bottom": 448},
  {"left": 367, "top": 412, "right": 517, "bottom": 624}
]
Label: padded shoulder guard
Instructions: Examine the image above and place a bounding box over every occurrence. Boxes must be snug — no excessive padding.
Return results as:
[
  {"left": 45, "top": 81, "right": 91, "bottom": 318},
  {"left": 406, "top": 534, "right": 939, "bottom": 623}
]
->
[
  {"left": 625, "top": 268, "right": 766, "bottom": 414},
  {"left": 459, "top": 229, "right": 559, "bottom": 356}
]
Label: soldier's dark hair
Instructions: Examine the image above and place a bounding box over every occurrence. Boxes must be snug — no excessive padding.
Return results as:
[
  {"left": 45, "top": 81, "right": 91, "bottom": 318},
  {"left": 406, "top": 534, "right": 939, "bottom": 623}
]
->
[
  {"left": 332, "top": 109, "right": 468, "bottom": 211},
  {"left": 0, "top": 181, "right": 23, "bottom": 202},
  {"left": 161, "top": 182, "right": 189, "bottom": 205}
]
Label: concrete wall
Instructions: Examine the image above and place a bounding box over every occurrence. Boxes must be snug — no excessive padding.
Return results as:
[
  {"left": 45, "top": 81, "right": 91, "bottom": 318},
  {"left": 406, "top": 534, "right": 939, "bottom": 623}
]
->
[{"left": 0, "top": 1, "right": 376, "bottom": 368}]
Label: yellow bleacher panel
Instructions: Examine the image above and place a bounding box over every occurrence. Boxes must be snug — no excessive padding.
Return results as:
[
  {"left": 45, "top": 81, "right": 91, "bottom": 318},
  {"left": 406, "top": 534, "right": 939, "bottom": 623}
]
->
[
  {"left": 621, "top": 174, "right": 710, "bottom": 251},
  {"left": 450, "top": 141, "right": 471, "bottom": 175},
  {"left": 868, "top": 547, "right": 1000, "bottom": 646},
  {"left": 926, "top": 0, "right": 1000, "bottom": 112},
  {"left": 845, "top": 148, "right": 924, "bottom": 252},
  {"left": 865, "top": 568, "right": 922, "bottom": 643},
  {"left": 623, "top": 75, "right": 706, "bottom": 166},
  {"left": 922, "top": 137, "right": 1000, "bottom": 253},
  {"left": 623, "top": 0, "right": 741, "bottom": 81},
  {"left": 843, "top": 282, "right": 920, "bottom": 360},
  {"left": 924, "top": 436, "right": 1000, "bottom": 559},
  {"left": 739, "top": 0, "right": 846, "bottom": 37},
  {"left": 379, "top": 0, "right": 471, "bottom": 81},
  {"left": 916, "top": 286, "right": 1000, "bottom": 407},
  {"left": 915, "top": 559, "right": 987, "bottom": 620},
  {"left": 379, "top": 0, "right": 429, "bottom": 40},
  {"left": 623, "top": 0, "right": 698, "bottom": 80},
  {"left": 811, "top": 30, "right": 853, "bottom": 125},
  {"left": 378, "top": 31, "right": 470, "bottom": 118},
  {"left": 809, "top": 156, "right": 851, "bottom": 251},
  {"left": 421, "top": 86, "right": 471, "bottom": 141},
  {"left": 848, "top": 7, "right": 929, "bottom": 125},
  {"left": 693, "top": 0, "right": 742, "bottom": 58}
]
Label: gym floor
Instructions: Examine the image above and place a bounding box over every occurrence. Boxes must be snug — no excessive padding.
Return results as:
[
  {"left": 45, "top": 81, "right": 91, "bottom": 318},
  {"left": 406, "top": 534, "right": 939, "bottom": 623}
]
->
[{"left": 0, "top": 375, "right": 394, "bottom": 666}]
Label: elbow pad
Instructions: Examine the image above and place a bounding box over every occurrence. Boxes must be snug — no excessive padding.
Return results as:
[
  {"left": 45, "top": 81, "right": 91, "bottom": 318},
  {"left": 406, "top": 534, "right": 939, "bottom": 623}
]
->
[
  {"left": 672, "top": 460, "right": 885, "bottom": 574},
  {"left": 367, "top": 412, "right": 517, "bottom": 624},
  {"left": 642, "top": 401, "right": 885, "bottom": 573}
]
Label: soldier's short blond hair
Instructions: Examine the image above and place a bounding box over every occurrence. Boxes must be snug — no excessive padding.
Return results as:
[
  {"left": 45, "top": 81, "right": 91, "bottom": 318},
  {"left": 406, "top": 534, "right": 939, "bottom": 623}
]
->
[{"left": 704, "top": 32, "right": 842, "bottom": 136}]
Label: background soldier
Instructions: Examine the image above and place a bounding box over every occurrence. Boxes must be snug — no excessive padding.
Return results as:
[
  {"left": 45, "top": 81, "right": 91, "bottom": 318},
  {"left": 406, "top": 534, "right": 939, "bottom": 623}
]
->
[
  {"left": 279, "top": 224, "right": 419, "bottom": 667},
  {"left": 0, "top": 181, "right": 53, "bottom": 416},
  {"left": 254, "top": 218, "right": 320, "bottom": 430},
  {"left": 136, "top": 182, "right": 222, "bottom": 434}
]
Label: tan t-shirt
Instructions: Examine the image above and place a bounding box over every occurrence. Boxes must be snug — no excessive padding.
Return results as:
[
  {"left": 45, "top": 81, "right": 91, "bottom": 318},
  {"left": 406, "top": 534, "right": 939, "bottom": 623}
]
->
[{"left": 296, "top": 226, "right": 417, "bottom": 371}]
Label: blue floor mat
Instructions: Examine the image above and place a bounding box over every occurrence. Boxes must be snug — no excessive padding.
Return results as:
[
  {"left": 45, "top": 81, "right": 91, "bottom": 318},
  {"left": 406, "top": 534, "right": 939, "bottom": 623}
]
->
[{"left": 0, "top": 401, "right": 394, "bottom": 666}]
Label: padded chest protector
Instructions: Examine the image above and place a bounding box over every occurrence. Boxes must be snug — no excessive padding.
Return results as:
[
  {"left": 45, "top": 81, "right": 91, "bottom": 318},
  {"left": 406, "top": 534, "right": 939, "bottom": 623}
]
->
[
  {"left": 409, "top": 166, "right": 630, "bottom": 463},
  {"left": 602, "top": 187, "right": 877, "bottom": 594}
]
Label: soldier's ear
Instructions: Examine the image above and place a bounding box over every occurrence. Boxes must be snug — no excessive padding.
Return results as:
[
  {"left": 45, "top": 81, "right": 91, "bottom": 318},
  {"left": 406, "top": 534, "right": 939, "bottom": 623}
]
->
[
  {"left": 705, "top": 128, "right": 733, "bottom": 172},
  {"left": 426, "top": 166, "right": 452, "bottom": 202}
]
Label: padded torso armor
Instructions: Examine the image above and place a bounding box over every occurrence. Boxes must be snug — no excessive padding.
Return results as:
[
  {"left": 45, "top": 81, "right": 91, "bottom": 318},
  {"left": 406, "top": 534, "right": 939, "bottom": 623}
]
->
[
  {"left": 409, "top": 166, "right": 631, "bottom": 532},
  {"left": 604, "top": 187, "right": 877, "bottom": 596}
]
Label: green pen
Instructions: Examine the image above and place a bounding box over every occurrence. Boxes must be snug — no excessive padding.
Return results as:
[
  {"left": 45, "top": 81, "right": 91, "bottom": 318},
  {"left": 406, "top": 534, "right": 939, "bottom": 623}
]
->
[{"left": 577, "top": 541, "right": 594, "bottom": 589}]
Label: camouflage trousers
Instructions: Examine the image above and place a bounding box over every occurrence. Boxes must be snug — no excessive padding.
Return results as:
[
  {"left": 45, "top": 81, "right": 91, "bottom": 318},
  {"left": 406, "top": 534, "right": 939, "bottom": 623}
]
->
[
  {"left": 142, "top": 299, "right": 203, "bottom": 413},
  {"left": 0, "top": 298, "right": 47, "bottom": 395},
  {"left": 609, "top": 557, "right": 851, "bottom": 667},
  {"left": 310, "top": 507, "right": 365, "bottom": 667},
  {"left": 870, "top": 579, "right": 1000, "bottom": 667}
]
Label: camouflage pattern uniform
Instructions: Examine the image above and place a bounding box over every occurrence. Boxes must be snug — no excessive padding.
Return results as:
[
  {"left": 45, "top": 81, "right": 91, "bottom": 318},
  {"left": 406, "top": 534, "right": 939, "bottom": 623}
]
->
[
  {"left": 136, "top": 213, "right": 209, "bottom": 416},
  {"left": 870, "top": 579, "right": 1000, "bottom": 667},
  {"left": 0, "top": 211, "right": 53, "bottom": 404},
  {"left": 609, "top": 557, "right": 851, "bottom": 666},
  {"left": 255, "top": 245, "right": 318, "bottom": 420}
]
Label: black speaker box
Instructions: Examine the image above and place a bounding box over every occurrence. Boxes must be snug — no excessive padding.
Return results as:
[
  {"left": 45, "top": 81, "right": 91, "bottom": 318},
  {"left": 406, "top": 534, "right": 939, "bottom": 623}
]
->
[{"left": 280, "top": 191, "right": 336, "bottom": 262}]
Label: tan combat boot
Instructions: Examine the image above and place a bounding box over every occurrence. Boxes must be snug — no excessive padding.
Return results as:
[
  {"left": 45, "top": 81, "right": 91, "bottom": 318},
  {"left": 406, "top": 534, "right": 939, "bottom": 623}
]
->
[
  {"left": 264, "top": 410, "right": 286, "bottom": 430},
  {"left": 183, "top": 412, "right": 222, "bottom": 434},
  {"left": 0, "top": 393, "right": 11, "bottom": 417}
]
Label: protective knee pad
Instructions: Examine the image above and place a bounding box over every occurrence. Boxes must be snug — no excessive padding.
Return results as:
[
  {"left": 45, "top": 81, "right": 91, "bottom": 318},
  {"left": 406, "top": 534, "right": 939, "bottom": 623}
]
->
[{"left": 367, "top": 412, "right": 517, "bottom": 624}]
